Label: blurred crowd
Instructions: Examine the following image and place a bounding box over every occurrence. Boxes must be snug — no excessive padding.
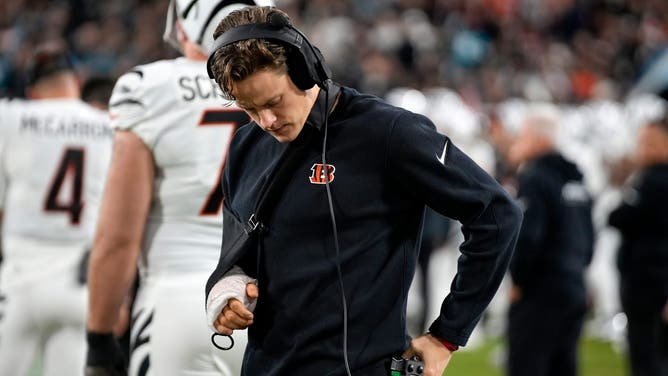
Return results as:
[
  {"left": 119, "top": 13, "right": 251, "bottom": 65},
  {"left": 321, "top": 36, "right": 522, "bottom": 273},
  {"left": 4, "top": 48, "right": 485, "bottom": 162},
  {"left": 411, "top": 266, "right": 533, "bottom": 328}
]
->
[
  {"left": 0, "top": 0, "right": 178, "bottom": 98},
  {"left": 2, "top": 0, "right": 668, "bottom": 103},
  {"left": 292, "top": 0, "right": 668, "bottom": 104}
]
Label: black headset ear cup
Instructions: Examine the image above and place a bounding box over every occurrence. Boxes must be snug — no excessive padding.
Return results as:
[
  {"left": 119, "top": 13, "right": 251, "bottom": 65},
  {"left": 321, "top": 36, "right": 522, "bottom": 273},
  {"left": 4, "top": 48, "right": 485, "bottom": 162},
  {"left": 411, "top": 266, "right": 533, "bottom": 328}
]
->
[
  {"left": 284, "top": 45, "right": 317, "bottom": 91},
  {"left": 264, "top": 10, "right": 319, "bottom": 90},
  {"left": 283, "top": 39, "right": 332, "bottom": 90}
]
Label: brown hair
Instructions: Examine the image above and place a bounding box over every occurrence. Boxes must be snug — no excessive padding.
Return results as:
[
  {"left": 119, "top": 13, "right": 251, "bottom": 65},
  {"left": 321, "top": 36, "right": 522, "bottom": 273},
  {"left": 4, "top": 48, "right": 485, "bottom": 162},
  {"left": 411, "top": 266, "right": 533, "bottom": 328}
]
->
[{"left": 209, "top": 6, "right": 290, "bottom": 100}]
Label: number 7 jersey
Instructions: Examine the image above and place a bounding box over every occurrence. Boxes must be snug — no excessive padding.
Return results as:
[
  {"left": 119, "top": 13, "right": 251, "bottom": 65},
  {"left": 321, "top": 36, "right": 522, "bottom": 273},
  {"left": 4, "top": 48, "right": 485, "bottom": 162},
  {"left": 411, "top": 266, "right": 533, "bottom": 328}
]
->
[
  {"left": 0, "top": 98, "right": 113, "bottom": 265},
  {"left": 109, "top": 57, "right": 248, "bottom": 275}
]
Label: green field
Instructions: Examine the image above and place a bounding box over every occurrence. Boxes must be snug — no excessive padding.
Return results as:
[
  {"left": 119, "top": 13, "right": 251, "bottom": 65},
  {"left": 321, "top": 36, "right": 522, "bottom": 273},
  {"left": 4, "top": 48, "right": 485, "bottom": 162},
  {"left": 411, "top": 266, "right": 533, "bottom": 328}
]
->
[
  {"left": 444, "top": 337, "right": 626, "bottom": 376},
  {"left": 30, "top": 337, "right": 626, "bottom": 375}
]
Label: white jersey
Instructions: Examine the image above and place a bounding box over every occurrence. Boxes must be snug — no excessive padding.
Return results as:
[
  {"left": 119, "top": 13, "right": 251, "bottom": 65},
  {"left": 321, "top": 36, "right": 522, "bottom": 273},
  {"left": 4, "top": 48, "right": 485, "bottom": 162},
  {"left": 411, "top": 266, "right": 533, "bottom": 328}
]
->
[
  {"left": 0, "top": 97, "right": 112, "bottom": 376},
  {"left": 0, "top": 98, "right": 112, "bottom": 273},
  {"left": 109, "top": 57, "right": 246, "bottom": 276}
]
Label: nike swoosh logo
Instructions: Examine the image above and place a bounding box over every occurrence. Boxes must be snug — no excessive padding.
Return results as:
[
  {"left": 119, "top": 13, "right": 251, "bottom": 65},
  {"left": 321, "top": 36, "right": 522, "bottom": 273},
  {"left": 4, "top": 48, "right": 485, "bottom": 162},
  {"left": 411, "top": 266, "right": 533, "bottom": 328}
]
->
[{"left": 437, "top": 140, "right": 449, "bottom": 165}]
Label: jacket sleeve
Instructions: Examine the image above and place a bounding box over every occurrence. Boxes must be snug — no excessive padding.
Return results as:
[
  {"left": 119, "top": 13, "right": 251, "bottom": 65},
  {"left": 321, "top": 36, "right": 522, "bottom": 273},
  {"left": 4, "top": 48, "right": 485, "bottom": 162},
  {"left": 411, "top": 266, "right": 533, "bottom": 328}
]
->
[
  {"left": 387, "top": 112, "right": 523, "bottom": 346},
  {"left": 205, "top": 165, "right": 257, "bottom": 302},
  {"left": 509, "top": 172, "right": 549, "bottom": 289}
]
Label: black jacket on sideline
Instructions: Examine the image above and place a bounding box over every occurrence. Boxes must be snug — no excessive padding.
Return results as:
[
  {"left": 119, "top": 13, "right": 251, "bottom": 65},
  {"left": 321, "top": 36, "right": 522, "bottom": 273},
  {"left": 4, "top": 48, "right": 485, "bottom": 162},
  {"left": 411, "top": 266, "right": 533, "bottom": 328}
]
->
[
  {"left": 207, "top": 85, "right": 523, "bottom": 375},
  {"left": 510, "top": 153, "right": 594, "bottom": 305},
  {"left": 609, "top": 162, "right": 668, "bottom": 300}
]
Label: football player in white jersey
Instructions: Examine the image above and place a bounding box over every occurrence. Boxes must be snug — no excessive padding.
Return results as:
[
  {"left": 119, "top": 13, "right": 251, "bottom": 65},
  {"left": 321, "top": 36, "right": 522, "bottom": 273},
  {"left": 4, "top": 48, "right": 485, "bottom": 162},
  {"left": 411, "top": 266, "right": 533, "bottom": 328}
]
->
[
  {"left": 84, "top": 1, "right": 272, "bottom": 375},
  {"left": 0, "top": 44, "right": 113, "bottom": 376}
]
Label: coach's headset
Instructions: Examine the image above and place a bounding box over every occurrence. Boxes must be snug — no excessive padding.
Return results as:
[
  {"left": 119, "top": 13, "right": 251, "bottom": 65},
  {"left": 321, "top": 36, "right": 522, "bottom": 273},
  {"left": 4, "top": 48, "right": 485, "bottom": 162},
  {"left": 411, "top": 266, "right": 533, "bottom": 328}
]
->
[
  {"left": 206, "top": 10, "right": 331, "bottom": 91},
  {"left": 206, "top": 10, "right": 354, "bottom": 376}
]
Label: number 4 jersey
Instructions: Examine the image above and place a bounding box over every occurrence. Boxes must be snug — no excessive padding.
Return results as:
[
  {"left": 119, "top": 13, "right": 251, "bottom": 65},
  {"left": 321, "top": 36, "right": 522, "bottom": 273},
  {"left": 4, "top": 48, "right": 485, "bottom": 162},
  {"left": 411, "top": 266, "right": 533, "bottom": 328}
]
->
[
  {"left": 109, "top": 57, "right": 248, "bottom": 276},
  {"left": 0, "top": 97, "right": 113, "bottom": 278}
]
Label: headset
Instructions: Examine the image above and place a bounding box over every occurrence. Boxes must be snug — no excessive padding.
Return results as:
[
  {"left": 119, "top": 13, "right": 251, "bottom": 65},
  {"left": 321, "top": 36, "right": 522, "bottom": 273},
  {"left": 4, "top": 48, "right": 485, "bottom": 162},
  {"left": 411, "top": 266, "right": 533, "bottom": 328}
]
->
[
  {"left": 206, "top": 10, "right": 332, "bottom": 91},
  {"left": 207, "top": 10, "right": 352, "bottom": 376}
]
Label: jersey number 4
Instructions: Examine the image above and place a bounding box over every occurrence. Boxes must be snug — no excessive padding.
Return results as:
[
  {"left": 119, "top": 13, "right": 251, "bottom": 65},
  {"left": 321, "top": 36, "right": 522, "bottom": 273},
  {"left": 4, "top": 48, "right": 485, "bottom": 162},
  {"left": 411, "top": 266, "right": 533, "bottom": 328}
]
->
[
  {"left": 44, "top": 148, "right": 85, "bottom": 225},
  {"left": 198, "top": 109, "right": 248, "bottom": 216}
]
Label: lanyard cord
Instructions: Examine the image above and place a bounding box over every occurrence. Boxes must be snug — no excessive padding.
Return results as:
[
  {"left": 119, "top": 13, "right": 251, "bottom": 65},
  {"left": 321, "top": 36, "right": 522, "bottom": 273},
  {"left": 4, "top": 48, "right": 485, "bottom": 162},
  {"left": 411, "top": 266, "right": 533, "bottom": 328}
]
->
[{"left": 321, "top": 81, "right": 352, "bottom": 376}]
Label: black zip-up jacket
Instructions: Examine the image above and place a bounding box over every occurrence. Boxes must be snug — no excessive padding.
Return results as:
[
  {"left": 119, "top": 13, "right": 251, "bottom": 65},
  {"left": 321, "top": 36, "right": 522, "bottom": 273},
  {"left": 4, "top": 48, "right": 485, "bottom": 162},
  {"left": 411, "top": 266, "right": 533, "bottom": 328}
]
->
[
  {"left": 609, "top": 162, "right": 668, "bottom": 300},
  {"left": 510, "top": 153, "right": 594, "bottom": 305},
  {"left": 207, "top": 85, "right": 522, "bottom": 375}
]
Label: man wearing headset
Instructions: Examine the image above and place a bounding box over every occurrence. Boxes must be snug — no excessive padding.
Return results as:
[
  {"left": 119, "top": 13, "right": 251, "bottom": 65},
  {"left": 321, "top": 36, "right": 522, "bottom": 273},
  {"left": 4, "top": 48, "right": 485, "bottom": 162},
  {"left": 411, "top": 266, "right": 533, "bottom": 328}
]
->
[
  {"left": 205, "top": 6, "right": 522, "bottom": 376},
  {"left": 84, "top": 1, "right": 272, "bottom": 375}
]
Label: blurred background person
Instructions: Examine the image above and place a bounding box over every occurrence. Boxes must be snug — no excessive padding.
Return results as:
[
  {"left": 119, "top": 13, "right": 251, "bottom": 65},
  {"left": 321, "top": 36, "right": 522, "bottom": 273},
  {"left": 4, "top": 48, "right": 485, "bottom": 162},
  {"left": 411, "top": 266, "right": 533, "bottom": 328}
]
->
[
  {"left": 0, "top": 43, "right": 113, "bottom": 376},
  {"left": 84, "top": 1, "right": 270, "bottom": 375},
  {"left": 484, "top": 106, "right": 519, "bottom": 192},
  {"left": 506, "top": 103, "right": 595, "bottom": 376},
  {"left": 608, "top": 111, "right": 668, "bottom": 376}
]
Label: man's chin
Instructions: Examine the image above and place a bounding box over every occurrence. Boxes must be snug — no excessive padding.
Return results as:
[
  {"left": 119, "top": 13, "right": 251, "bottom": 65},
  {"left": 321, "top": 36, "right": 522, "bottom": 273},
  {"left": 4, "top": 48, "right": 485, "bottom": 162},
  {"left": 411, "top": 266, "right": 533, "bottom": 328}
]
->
[
  {"left": 272, "top": 135, "right": 292, "bottom": 143},
  {"left": 271, "top": 126, "right": 300, "bottom": 143},
  {"left": 270, "top": 131, "right": 295, "bottom": 143}
]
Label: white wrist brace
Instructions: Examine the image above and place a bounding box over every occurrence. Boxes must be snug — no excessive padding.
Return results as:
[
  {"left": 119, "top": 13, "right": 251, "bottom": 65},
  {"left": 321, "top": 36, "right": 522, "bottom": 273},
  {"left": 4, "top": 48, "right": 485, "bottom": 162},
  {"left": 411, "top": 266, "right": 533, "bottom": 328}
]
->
[{"left": 206, "top": 265, "right": 258, "bottom": 332}]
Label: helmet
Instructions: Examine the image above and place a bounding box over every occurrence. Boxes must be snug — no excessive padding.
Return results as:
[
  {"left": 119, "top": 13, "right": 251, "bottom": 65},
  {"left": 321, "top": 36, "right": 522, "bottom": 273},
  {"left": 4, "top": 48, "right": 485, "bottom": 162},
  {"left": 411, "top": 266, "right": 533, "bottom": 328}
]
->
[{"left": 164, "top": 0, "right": 274, "bottom": 54}]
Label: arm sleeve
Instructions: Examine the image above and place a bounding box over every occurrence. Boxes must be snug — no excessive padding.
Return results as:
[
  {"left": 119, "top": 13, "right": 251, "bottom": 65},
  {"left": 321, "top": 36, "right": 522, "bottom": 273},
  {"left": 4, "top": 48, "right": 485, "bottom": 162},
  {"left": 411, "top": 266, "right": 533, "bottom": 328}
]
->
[
  {"left": 387, "top": 112, "right": 523, "bottom": 346},
  {"left": 205, "top": 167, "right": 258, "bottom": 301},
  {"left": 108, "top": 67, "right": 167, "bottom": 149},
  {"left": 509, "top": 173, "right": 549, "bottom": 288}
]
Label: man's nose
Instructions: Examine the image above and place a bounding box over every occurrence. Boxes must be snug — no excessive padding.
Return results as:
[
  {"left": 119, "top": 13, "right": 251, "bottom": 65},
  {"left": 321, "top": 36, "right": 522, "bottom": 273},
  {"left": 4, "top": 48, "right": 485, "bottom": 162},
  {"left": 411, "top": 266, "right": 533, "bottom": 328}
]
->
[{"left": 258, "top": 109, "right": 277, "bottom": 130}]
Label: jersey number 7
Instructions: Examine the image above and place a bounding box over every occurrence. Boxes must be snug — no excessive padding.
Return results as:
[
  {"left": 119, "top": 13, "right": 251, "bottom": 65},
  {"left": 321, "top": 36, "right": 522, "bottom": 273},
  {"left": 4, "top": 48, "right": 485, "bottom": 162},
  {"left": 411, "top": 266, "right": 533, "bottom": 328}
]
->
[{"left": 198, "top": 109, "right": 249, "bottom": 216}]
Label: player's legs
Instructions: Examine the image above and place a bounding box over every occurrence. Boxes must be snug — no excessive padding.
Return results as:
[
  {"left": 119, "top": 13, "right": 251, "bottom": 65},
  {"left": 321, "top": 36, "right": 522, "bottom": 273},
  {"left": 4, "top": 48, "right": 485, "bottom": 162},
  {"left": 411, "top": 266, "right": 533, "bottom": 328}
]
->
[
  {"left": 0, "top": 242, "right": 88, "bottom": 375},
  {"left": 0, "top": 284, "right": 40, "bottom": 375},
  {"left": 622, "top": 290, "right": 664, "bottom": 376},
  {"left": 42, "top": 275, "right": 87, "bottom": 376},
  {"left": 130, "top": 273, "right": 246, "bottom": 376},
  {"left": 43, "top": 325, "right": 87, "bottom": 376},
  {"left": 151, "top": 273, "right": 245, "bottom": 375},
  {"left": 128, "top": 286, "right": 153, "bottom": 376},
  {"left": 507, "top": 299, "right": 551, "bottom": 376},
  {"left": 546, "top": 304, "right": 585, "bottom": 376}
]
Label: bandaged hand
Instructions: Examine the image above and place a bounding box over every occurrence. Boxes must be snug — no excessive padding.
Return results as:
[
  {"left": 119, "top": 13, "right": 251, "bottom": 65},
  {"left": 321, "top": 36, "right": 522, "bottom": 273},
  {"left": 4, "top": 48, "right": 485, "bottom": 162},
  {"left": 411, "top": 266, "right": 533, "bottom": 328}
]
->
[{"left": 206, "top": 266, "right": 258, "bottom": 335}]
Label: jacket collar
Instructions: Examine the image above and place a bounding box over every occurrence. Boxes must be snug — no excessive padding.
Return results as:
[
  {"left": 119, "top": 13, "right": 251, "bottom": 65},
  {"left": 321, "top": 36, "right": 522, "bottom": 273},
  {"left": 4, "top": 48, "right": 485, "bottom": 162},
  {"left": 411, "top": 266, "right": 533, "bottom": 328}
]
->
[{"left": 304, "top": 81, "right": 341, "bottom": 132}]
